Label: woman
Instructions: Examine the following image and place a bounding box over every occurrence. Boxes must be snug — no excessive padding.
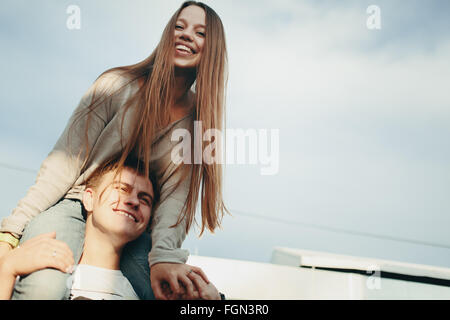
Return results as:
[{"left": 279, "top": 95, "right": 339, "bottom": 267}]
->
[{"left": 0, "top": 1, "right": 228, "bottom": 300}]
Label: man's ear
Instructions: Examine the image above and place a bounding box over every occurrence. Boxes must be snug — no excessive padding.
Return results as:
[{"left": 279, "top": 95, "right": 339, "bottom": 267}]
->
[{"left": 82, "top": 187, "right": 95, "bottom": 213}]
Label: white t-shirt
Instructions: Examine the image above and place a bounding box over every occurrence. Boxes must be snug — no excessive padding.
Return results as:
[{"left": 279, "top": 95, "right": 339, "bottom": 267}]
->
[{"left": 69, "top": 264, "right": 139, "bottom": 300}]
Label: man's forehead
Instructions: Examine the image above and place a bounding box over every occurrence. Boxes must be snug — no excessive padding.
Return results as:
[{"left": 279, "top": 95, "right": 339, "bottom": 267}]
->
[{"left": 104, "top": 168, "right": 153, "bottom": 191}]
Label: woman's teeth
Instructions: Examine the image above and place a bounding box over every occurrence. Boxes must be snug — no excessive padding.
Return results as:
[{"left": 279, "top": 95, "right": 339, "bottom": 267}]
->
[{"left": 176, "top": 44, "right": 193, "bottom": 54}]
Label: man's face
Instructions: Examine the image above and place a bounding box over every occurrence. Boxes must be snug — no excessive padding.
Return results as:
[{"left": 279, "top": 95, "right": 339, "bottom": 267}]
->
[{"left": 83, "top": 167, "right": 154, "bottom": 243}]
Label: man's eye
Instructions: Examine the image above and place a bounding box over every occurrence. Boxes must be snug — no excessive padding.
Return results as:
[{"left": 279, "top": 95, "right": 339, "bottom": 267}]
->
[
  {"left": 114, "top": 185, "right": 128, "bottom": 192},
  {"left": 140, "top": 198, "right": 150, "bottom": 206}
]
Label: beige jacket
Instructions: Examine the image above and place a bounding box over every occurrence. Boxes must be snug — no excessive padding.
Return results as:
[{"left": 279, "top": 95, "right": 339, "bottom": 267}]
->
[{"left": 0, "top": 71, "right": 193, "bottom": 266}]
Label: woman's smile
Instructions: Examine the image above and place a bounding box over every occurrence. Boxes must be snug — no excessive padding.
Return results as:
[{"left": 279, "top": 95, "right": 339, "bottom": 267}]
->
[{"left": 175, "top": 42, "right": 196, "bottom": 55}]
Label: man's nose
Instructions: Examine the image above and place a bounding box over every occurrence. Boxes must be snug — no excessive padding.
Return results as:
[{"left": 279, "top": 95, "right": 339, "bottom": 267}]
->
[{"left": 122, "top": 193, "right": 139, "bottom": 208}]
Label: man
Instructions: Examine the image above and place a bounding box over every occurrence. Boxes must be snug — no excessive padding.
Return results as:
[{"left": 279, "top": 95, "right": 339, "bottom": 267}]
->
[{"left": 0, "top": 156, "right": 221, "bottom": 300}]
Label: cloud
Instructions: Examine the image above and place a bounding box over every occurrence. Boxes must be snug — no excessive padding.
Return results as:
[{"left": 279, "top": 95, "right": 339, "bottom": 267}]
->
[{"left": 223, "top": 0, "right": 450, "bottom": 118}]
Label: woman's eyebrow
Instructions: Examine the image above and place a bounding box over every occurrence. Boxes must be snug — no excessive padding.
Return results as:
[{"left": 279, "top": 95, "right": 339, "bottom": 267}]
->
[{"left": 177, "top": 17, "right": 205, "bottom": 28}]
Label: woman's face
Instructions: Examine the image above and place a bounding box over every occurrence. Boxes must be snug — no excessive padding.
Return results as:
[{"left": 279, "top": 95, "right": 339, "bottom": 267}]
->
[{"left": 173, "top": 5, "right": 206, "bottom": 69}]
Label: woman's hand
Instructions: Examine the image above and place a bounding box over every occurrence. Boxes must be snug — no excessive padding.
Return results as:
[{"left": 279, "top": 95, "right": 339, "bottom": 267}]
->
[
  {"left": 164, "top": 267, "right": 221, "bottom": 300},
  {"left": 185, "top": 270, "right": 221, "bottom": 300},
  {"left": 150, "top": 263, "right": 209, "bottom": 300},
  {"left": 0, "top": 231, "right": 75, "bottom": 278}
]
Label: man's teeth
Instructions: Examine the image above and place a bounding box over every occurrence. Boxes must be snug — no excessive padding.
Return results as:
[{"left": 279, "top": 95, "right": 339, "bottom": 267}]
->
[
  {"left": 176, "top": 44, "right": 193, "bottom": 53},
  {"left": 116, "top": 211, "right": 136, "bottom": 222}
]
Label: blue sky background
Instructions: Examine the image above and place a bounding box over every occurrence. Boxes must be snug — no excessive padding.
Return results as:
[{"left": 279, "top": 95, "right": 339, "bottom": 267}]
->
[{"left": 1, "top": 0, "right": 449, "bottom": 268}]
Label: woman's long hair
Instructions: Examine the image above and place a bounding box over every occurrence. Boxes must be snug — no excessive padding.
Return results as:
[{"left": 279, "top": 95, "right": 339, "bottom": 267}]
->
[{"left": 69, "top": 1, "right": 228, "bottom": 235}]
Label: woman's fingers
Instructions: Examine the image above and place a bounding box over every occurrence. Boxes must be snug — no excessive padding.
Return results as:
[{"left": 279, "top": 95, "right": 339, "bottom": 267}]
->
[
  {"left": 189, "top": 265, "right": 209, "bottom": 284},
  {"left": 187, "top": 270, "right": 206, "bottom": 289},
  {"left": 167, "top": 274, "right": 182, "bottom": 297},
  {"left": 187, "top": 272, "right": 220, "bottom": 300},
  {"left": 178, "top": 275, "right": 197, "bottom": 299},
  {"left": 153, "top": 281, "right": 168, "bottom": 301},
  {"left": 187, "top": 272, "right": 208, "bottom": 300}
]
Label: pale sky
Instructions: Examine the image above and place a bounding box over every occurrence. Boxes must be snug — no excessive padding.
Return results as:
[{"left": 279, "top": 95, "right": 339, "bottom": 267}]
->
[{"left": 1, "top": 0, "right": 449, "bottom": 268}]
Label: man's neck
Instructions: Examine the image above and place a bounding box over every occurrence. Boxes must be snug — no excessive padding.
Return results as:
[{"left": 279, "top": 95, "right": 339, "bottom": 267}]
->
[{"left": 79, "top": 226, "right": 125, "bottom": 270}]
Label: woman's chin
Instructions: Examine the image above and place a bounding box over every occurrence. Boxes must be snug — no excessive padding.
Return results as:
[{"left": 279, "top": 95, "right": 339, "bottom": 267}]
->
[{"left": 173, "top": 59, "right": 198, "bottom": 70}]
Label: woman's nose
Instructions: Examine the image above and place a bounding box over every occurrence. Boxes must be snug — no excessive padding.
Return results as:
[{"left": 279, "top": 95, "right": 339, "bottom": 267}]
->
[{"left": 180, "top": 29, "right": 194, "bottom": 42}]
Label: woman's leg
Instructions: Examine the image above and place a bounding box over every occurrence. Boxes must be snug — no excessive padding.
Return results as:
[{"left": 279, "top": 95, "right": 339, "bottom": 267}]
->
[
  {"left": 120, "top": 231, "right": 155, "bottom": 300},
  {"left": 12, "top": 198, "right": 86, "bottom": 300}
]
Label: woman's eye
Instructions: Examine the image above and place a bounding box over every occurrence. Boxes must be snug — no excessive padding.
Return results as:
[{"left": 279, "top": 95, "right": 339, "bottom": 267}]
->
[
  {"left": 175, "top": 25, "right": 183, "bottom": 30},
  {"left": 197, "top": 32, "right": 205, "bottom": 37}
]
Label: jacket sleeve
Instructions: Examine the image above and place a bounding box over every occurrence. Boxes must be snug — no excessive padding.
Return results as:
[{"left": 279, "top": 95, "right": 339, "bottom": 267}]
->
[
  {"left": 148, "top": 164, "right": 192, "bottom": 267},
  {"left": 0, "top": 73, "right": 120, "bottom": 238}
]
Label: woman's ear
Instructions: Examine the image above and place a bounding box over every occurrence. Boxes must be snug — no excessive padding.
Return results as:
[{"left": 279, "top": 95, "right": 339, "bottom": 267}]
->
[{"left": 82, "top": 188, "right": 95, "bottom": 213}]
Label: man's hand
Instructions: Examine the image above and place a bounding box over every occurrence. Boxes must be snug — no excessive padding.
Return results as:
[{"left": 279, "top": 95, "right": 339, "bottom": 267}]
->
[
  {"left": 186, "top": 270, "right": 221, "bottom": 300},
  {"left": 161, "top": 268, "right": 221, "bottom": 300},
  {"left": 150, "top": 263, "right": 209, "bottom": 300},
  {"left": 0, "top": 231, "right": 74, "bottom": 277},
  {"left": 0, "top": 231, "right": 74, "bottom": 300}
]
